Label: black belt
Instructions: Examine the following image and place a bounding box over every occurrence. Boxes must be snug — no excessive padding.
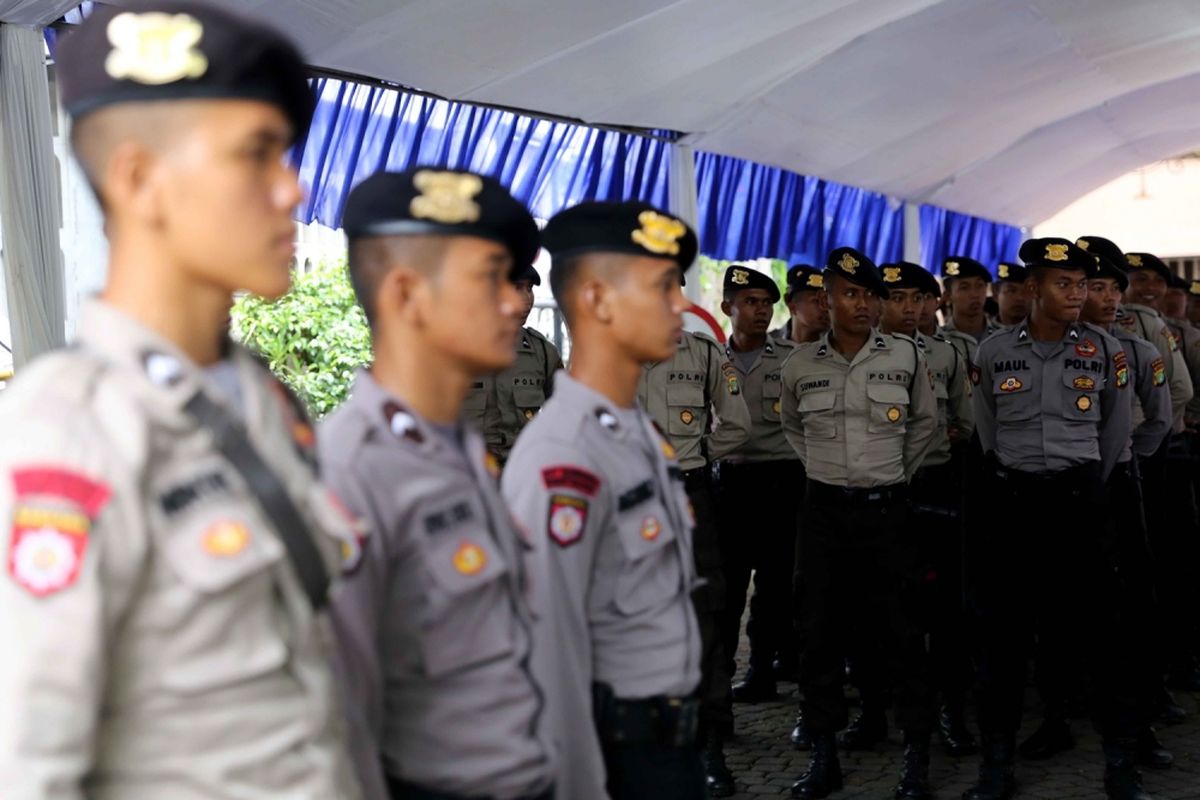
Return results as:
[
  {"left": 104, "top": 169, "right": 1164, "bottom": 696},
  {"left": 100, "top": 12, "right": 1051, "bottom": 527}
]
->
[
  {"left": 712, "top": 459, "right": 802, "bottom": 479},
  {"left": 987, "top": 460, "right": 1100, "bottom": 486},
  {"left": 386, "top": 776, "right": 554, "bottom": 800},
  {"left": 592, "top": 683, "right": 699, "bottom": 748},
  {"left": 681, "top": 465, "right": 711, "bottom": 493},
  {"left": 805, "top": 479, "right": 907, "bottom": 506}
]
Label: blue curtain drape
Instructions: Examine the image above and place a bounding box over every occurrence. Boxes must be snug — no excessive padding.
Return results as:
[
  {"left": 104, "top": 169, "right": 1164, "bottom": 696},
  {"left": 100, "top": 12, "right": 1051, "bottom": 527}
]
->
[
  {"left": 919, "top": 204, "right": 1023, "bottom": 276},
  {"left": 294, "top": 77, "right": 670, "bottom": 227},
  {"left": 694, "top": 151, "right": 903, "bottom": 265}
]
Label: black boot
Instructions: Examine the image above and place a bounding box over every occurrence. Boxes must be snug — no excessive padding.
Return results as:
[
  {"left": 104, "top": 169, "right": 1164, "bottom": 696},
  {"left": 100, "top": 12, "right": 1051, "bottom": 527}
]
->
[
  {"left": 938, "top": 700, "right": 979, "bottom": 757},
  {"left": 895, "top": 732, "right": 933, "bottom": 800},
  {"left": 961, "top": 735, "right": 1016, "bottom": 800},
  {"left": 1165, "top": 659, "right": 1200, "bottom": 692},
  {"left": 701, "top": 734, "right": 736, "bottom": 797},
  {"left": 774, "top": 653, "right": 800, "bottom": 683},
  {"left": 1156, "top": 687, "right": 1188, "bottom": 725},
  {"left": 1135, "top": 727, "right": 1173, "bottom": 770},
  {"left": 791, "top": 734, "right": 843, "bottom": 799},
  {"left": 732, "top": 667, "right": 778, "bottom": 703},
  {"left": 1103, "top": 740, "right": 1154, "bottom": 800},
  {"left": 791, "top": 708, "right": 813, "bottom": 750},
  {"left": 837, "top": 707, "right": 888, "bottom": 750},
  {"left": 1017, "top": 714, "right": 1074, "bottom": 760}
]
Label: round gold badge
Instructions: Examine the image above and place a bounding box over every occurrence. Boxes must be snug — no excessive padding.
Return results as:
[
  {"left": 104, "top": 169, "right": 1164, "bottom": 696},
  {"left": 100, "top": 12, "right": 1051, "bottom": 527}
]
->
[
  {"left": 887, "top": 407, "right": 901, "bottom": 423},
  {"left": 1076, "top": 395, "right": 1092, "bottom": 412},
  {"left": 524, "top": 408, "right": 536, "bottom": 421},
  {"left": 452, "top": 541, "right": 487, "bottom": 576},
  {"left": 772, "top": 400, "right": 781, "bottom": 414},
  {"left": 680, "top": 409, "right": 695, "bottom": 425}
]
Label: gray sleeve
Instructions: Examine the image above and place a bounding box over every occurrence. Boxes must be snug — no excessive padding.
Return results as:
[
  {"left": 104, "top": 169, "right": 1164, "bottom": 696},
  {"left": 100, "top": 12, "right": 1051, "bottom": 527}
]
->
[
  {"left": 1098, "top": 337, "right": 1133, "bottom": 481},
  {"left": 903, "top": 349, "right": 940, "bottom": 478},
  {"left": 972, "top": 344, "right": 997, "bottom": 456},
  {"left": 945, "top": 344, "right": 975, "bottom": 444},
  {"left": 703, "top": 341, "right": 752, "bottom": 462},
  {"left": 502, "top": 442, "right": 610, "bottom": 800},
  {"left": 780, "top": 351, "right": 808, "bottom": 464},
  {"left": 1132, "top": 342, "right": 1172, "bottom": 459}
]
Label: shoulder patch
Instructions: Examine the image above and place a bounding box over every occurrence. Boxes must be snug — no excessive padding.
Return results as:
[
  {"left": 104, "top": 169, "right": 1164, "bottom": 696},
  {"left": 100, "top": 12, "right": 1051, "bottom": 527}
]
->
[
  {"left": 541, "top": 465, "right": 601, "bottom": 496},
  {"left": 1151, "top": 357, "right": 1166, "bottom": 387},
  {"left": 8, "top": 467, "right": 112, "bottom": 597},
  {"left": 548, "top": 494, "right": 588, "bottom": 547},
  {"left": 720, "top": 360, "right": 741, "bottom": 395},
  {"left": 968, "top": 362, "right": 981, "bottom": 386}
]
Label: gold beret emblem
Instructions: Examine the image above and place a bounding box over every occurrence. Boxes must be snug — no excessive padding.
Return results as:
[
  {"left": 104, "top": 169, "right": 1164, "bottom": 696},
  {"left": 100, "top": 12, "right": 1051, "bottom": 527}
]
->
[
  {"left": 806, "top": 273, "right": 824, "bottom": 289},
  {"left": 1045, "top": 243, "right": 1070, "bottom": 262},
  {"left": 631, "top": 210, "right": 686, "bottom": 256},
  {"left": 1076, "top": 238, "right": 1090, "bottom": 251},
  {"left": 410, "top": 170, "right": 483, "bottom": 224},
  {"left": 105, "top": 12, "right": 209, "bottom": 85},
  {"left": 838, "top": 253, "right": 860, "bottom": 274},
  {"left": 1189, "top": 281, "right": 1200, "bottom": 297},
  {"left": 944, "top": 261, "right": 960, "bottom": 276},
  {"left": 998, "top": 264, "right": 1010, "bottom": 279},
  {"left": 731, "top": 268, "right": 750, "bottom": 285},
  {"left": 882, "top": 267, "right": 902, "bottom": 283},
  {"left": 1126, "top": 254, "right": 1143, "bottom": 268}
]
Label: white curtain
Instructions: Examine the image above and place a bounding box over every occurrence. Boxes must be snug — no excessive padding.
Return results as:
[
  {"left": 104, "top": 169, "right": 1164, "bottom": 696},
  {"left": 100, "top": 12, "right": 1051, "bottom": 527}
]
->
[
  {"left": 0, "top": 23, "right": 65, "bottom": 366},
  {"left": 669, "top": 140, "right": 701, "bottom": 302},
  {"left": 0, "top": 2, "right": 78, "bottom": 25}
]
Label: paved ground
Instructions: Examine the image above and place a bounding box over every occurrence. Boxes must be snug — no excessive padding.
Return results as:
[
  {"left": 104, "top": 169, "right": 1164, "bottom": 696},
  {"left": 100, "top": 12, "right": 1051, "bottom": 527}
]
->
[{"left": 723, "top": 658, "right": 1200, "bottom": 798}]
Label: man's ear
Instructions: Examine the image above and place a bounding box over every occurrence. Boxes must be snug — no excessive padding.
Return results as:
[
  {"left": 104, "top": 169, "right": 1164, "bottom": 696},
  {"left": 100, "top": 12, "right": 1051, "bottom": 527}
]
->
[
  {"left": 720, "top": 298, "right": 732, "bottom": 317},
  {"left": 580, "top": 278, "right": 616, "bottom": 325},
  {"left": 817, "top": 291, "right": 831, "bottom": 312},
  {"left": 376, "top": 266, "right": 428, "bottom": 328},
  {"left": 105, "top": 139, "right": 164, "bottom": 227}
]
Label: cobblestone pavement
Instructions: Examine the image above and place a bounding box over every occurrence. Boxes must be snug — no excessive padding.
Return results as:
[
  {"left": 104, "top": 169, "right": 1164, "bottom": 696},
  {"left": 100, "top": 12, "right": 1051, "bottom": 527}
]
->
[{"left": 723, "top": 660, "right": 1200, "bottom": 798}]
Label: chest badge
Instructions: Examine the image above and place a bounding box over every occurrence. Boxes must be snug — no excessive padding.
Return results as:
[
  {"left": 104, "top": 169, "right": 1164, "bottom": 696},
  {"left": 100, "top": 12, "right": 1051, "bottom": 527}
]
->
[
  {"left": 1072, "top": 376, "right": 1096, "bottom": 391},
  {"left": 680, "top": 409, "right": 695, "bottom": 425},
  {"left": 452, "top": 541, "right": 487, "bottom": 576},
  {"left": 886, "top": 407, "right": 902, "bottom": 423},
  {"left": 1075, "top": 339, "right": 1098, "bottom": 357},
  {"left": 641, "top": 516, "right": 662, "bottom": 542},
  {"left": 1075, "top": 395, "right": 1093, "bottom": 413},
  {"left": 202, "top": 521, "right": 251, "bottom": 557},
  {"left": 524, "top": 408, "right": 537, "bottom": 421},
  {"left": 772, "top": 400, "right": 781, "bottom": 414},
  {"left": 999, "top": 376, "right": 1023, "bottom": 392}
]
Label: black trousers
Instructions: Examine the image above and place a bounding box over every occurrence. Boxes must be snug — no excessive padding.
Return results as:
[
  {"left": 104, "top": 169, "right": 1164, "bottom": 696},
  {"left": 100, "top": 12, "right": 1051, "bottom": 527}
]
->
[
  {"left": 600, "top": 740, "right": 705, "bottom": 800},
  {"left": 387, "top": 777, "right": 554, "bottom": 800},
  {"left": 714, "top": 459, "right": 806, "bottom": 677},
  {"left": 973, "top": 462, "right": 1143, "bottom": 740},
  {"left": 1144, "top": 435, "right": 1200, "bottom": 671},
  {"left": 683, "top": 468, "right": 734, "bottom": 739},
  {"left": 798, "top": 481, "right": 935, "bottom": 735}
]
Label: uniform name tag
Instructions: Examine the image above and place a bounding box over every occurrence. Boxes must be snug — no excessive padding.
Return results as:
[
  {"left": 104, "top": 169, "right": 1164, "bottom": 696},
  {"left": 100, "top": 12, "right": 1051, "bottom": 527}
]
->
[
  {"left": 424, "top": 501, "right": 474, "bottom": 535},
  {"left": 867, "top": 371, "right": 907, "bottom": 384},
  {"left": 617, "top": 480, "right": 655, "bottom": 512},
  {"left": 1063, "top": 358, "right": 1103, "bottom": 373},
  {"left": 668, "top": 371, "right": 704, "bottom": 382},
  {"left": 992, "top": 360, "right": 1029, "bottom": 372},
  {"left": 799, "top": 379, "right": 831, "bottom": 392}
]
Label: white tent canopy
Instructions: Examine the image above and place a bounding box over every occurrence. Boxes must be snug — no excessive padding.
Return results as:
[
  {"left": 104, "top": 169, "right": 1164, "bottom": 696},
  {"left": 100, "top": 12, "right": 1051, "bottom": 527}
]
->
[{"left": 90, "top": 0, "right": 1200, "bottom": 228}]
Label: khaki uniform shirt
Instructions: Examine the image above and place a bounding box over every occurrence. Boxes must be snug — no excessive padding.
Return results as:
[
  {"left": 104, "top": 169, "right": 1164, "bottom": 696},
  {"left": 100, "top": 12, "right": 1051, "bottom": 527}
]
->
[
  {"left": 0, "top": 301, "right": 363, "bottom": 800},
  {"left": 915, "top": 331, "right": 974, "bottom": 468},
  {"left": 721, "top": 337, "right": 797, "bottom": 462},
  {"left": 1117, "top": 304, "right": 1193, "bottom": 431},
  {"left": 637, "top": 331, "right": 751, "bottom": 470},
  {"left": 502, "top": 372, "right": 701, "bottom": 800},
  {"left": 463, "top": 327, "right": 562, "bottom": 459},
  {"left": 1110, "top": 327, "right": 1171, "bottom": 461},
  {"left": 319, "top": 371, "right": 552, "bottom": 799},
  {"left": 1164, "top": 318, "right": 1200, "bottom": 425},
  {"left": 780, "top": 329, "right": 939, "bottom": 487}
]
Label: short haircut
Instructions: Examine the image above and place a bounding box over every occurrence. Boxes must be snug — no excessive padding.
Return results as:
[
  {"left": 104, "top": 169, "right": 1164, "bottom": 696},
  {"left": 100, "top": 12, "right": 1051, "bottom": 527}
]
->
[
  {"left": 549, "top": 251, "right": 627, "bottom": 327},
  {"left": 346, "top": 235, "right": 449, "bottom": 328}
]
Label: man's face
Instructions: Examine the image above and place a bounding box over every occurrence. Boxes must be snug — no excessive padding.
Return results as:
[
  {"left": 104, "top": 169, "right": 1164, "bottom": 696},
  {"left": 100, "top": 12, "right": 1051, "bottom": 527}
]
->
[
  {"left": 1164, "top": 287, "right": 1187, "bottom": 320},
  {"left": 919, "top": 293, "right": 940, "bottom": 332},
  {"left": 824, "top": 275, "right": 876, "bottom": 337},
  {"left": 1083, "top": 278, "right": 1122, "bottom": 326},
  {"left": 1126, "top": 269, "right": 1167, "bottom": 309},
  {"left": 512, "top": 278, "right": 537, "bottom": 327},
  {"left": 419, "top": 237, "right": 522, "bottom": 374},
  {"left": 993, "top": 281, "right": 1029, "bottom": 322},
  {"left": 723, "top": 288, "right": 774, "bottom": 338},
  {"left": 1188, "top": 296, "right": 1200, "bottom": 326},
  {"left": 949, "top": 276, "right": 988, "bottom": 317},
  {"left": 786, "top": 289, "right": 829, "bottom": 333},
  {"left": 155, "top": 100, "right": 304, "bottom": 299},
  {"left": 882, "top": 287, "right": 922, "bottom": 336},
  {"left": 609, "top": 257, "right": 688, "bottom": 363},
  {"left": 1032, "top": 268, "right": 1086, "bottom": 325}
]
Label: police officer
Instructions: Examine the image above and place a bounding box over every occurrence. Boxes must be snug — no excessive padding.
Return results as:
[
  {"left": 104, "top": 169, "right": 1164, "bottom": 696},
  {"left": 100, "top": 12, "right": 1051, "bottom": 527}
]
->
[
  {"left": 638, "top": 319, "right": 749, "bottom": 796},
  {"left": 463, "top": 262, "right": 563, "bottom": 463},
  {"left": 1187, "top": 279, "right": 1200, "bottom": 329},
  {"left": 942, "top": 257, "right": 1000, "bottom": 343},
  {"left": 781, "top": 247, "right": 939, "bottom": 799},
  {"left": 503, "top": 201, "right": 704, "bottom": 800},
  {"left": 991, "top": 262, "right": 1030, "bottom": 329},
  {"left": 881, "top": 261, "right": 978, "bottom": 757},
  {"left": 1161, "top": 272, "right": 1200, "bottom": 428},
  {"left": 0, "top": 4, "right": 369, "bottom": 797},
  {"left": 713, "top": 265, "right": 804, "bottom": 703},
  {"left": 772, "top": 264, "right": 831, "bottom": 344},
  {"left": 964, "top": 238, "right": 1147, "bottom": 800},
  {"left": 320, "top": 169, "right": 554, "bottom": 800}
]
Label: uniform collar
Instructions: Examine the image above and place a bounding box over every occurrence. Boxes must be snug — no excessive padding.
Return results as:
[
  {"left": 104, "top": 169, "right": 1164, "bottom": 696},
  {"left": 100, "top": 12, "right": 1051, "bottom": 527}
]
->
[
  {"left": 1012, "top": 319, "right": 1083, "bottom": 346},
  {"left": 552, "top": 370, "right": 642, "bottom": 442},
  {"left": 815, "top": 327, "right": 887, "bottom": 360}
]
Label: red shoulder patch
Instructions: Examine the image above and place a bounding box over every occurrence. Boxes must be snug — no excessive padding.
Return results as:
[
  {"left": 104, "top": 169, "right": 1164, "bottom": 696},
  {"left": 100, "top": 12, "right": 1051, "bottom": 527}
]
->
[
  {"left": 968, "top": 363, "right": 981, "bottom": 386},
  {"left": 548, "top": 494, "right": 589, "bottom": 547},
  {"left": 8, "top": 467, "right": 111, "bottom": 597},
  {"left": 541, "top": 465, "right": 600, "bottom": 497}
]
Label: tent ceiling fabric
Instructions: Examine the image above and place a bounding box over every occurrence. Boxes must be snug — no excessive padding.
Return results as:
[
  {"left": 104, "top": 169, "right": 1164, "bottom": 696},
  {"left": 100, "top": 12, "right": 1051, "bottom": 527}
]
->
[
  {"left": 102, "top": 0, "right": 1200, "bottom": 227},
  {"left": 0, "top": 1, "right": 79, "bottom": 25}
]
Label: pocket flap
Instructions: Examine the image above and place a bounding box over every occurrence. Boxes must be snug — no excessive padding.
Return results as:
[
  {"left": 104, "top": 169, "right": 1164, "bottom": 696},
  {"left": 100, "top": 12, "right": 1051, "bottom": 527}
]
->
[
  {"left": 163, "top": 514, "right": 283, "bottom": 594},
  {"left": 425, "top": 534, "right": 506, "bottom": 597},
  {"left": 798, "top": 390, "right": 837, "bottom": 412},
  {"left": 866, "top": 382, "right": 910, "bottom": 404},
  {"left": 666, "top": 383, "right": 705, "bottom": 407}
]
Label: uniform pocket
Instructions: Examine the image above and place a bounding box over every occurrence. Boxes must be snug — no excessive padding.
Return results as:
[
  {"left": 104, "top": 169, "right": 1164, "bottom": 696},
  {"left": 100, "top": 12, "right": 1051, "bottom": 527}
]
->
[
  {"left": 461, "top": 380, "right": 489, "bottom": 426},
  {"left": 866, "top": 382, "right": 910, "bottom": 434},
  {"left": 798, "top": 390, "right": 838, "bottom": 439},
  {"left": 762, "top": 377, "right": 784, "bottom": 422},
  {"left": 613, "top": 501, "right": 680, "bottom": 616},
  {"left": 666, "top": 382, "right": 705, "bottom": 436},
  {"left": 1061, "top": 371, "right": 1101, "bottom": 422},
  {"left": 512, "top": 385, "right": 546, "bottom": 423},
  {"left": 992, "top": 372, "right": 1037, "bottom": 422}
]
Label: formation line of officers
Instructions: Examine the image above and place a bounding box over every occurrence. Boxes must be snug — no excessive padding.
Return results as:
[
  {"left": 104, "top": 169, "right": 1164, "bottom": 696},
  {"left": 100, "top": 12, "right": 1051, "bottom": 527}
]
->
[{"left": 3, "top": 5, "right": 1199, "bottom": 800}]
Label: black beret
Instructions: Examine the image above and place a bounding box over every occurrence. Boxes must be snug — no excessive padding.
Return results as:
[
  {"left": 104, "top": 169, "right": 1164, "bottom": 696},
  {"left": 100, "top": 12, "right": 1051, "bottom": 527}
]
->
[
  {"left": 824, "top": 246, "right": 889, "bottom": 298},
  {"left": 916, "top": 267, "right": 942, "bottom": 298},
  {"left": 1075, "top": 236, "right": 1125, "bottom": 270},
  {"left": 785, "top": 264, "right": 824, "bottom": 299},
  {"left": 878, "top": 261, "right": 931, "bottom": 291},
  {"left": 942, "top": 256, "right": 990, "bottom": 282},
  {"left": 1125, "top": 252, "right": 1173, "bottom": 283},
  {"left": 57, "top": 2, "right": 314, "bottom": 140},
  {"left": 994, "top": 262, "right": 1029, "bottom": 284},
  {"left": 1092, "top": 250, "right": 1129, "bottom": 292},
  {"left": 1019, "top": 237, "right": 1098, "bottom": 276},
  {"left": 541, "top": 201, "right": 698, "bottom": 271},
  {"left": 724, "top": 265, "right": 781, "bottom": 304},
  {"left": 512, "top": 262, "right": 542, "bottom": 287},
  {"left": 1168, "top": 272, "right": 1190, "bottom": 291},
  {"left": 343, "top": 168, "right": 540, "bottom": 269}
]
